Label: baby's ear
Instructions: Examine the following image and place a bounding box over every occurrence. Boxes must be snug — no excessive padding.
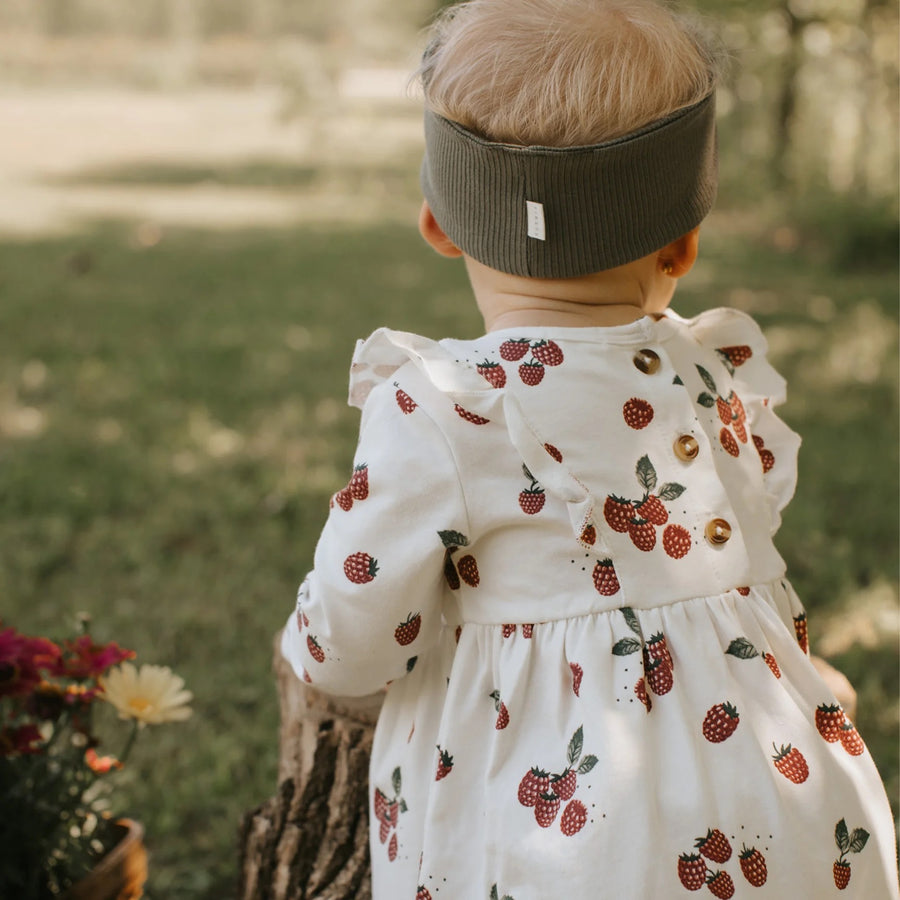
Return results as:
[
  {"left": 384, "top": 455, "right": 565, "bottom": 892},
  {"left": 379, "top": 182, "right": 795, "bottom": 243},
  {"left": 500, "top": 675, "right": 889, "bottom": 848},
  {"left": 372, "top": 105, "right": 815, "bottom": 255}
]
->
[
  {"left": 657, "top": 227, "right": 700, "bottom": 278},
  {"left": 418, "top": 201, "right": 463, "bottom": 258}
]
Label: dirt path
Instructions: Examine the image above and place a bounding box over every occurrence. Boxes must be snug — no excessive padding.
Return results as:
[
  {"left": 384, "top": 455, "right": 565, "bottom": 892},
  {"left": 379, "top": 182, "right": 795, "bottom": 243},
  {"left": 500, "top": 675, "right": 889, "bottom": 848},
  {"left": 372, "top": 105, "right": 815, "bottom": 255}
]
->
[{"left": 0, "top": 80, "right": 421, "bottom": 237}]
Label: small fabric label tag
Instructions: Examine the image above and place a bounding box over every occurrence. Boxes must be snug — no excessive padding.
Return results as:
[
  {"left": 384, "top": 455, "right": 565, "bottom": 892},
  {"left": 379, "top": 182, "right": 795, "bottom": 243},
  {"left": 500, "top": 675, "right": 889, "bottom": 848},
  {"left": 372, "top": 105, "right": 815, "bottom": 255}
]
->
[{"left": 526, "top": 201, "right": 546, "bottom": 241}]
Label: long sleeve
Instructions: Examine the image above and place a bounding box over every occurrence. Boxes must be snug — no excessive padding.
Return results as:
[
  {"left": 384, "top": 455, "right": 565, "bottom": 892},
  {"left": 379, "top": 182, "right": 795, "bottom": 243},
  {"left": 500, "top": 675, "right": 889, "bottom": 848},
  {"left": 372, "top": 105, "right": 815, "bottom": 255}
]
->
[{"left": 281, "top": 369, "right": 469, "bottom": 697}]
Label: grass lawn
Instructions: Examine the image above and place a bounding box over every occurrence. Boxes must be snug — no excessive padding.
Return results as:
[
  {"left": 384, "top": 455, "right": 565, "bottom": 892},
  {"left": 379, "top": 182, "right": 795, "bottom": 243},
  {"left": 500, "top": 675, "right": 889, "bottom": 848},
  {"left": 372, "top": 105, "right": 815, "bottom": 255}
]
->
[{"left": 1, "top": 202, "right": 896, "bottom": 895}]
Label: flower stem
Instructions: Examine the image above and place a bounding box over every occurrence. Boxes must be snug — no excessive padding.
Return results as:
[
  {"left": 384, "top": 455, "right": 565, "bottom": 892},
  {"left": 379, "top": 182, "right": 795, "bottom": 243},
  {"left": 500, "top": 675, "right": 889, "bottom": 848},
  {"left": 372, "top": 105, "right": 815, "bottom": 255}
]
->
[{"left": 119, "top": 720, "right": 140, "bottom": 765}]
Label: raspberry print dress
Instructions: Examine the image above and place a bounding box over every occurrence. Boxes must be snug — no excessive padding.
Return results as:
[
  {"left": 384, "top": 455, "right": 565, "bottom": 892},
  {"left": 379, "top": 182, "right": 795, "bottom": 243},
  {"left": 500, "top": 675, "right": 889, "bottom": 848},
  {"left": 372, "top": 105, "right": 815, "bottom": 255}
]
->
[{"left": 281, "top": 307, "right": 899, "bottom": 900}]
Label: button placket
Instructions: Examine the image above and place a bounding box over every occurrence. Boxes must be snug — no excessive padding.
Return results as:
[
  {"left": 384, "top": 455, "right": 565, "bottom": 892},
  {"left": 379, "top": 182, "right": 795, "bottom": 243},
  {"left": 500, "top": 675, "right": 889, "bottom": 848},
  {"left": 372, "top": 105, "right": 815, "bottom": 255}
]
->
[
  {"left": 632, "top": 348, "right": 661, "bottom": 375},
  {"left": 673, "top": 434, "right": 700, "bottom": 462},
  {"left": 705, "top": 518, "right": 732, "bottom": 545}
]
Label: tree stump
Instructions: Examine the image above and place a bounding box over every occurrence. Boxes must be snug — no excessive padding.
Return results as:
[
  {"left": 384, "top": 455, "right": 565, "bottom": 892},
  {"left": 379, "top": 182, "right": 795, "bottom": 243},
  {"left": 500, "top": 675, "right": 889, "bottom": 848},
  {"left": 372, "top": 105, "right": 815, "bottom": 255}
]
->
[{"left": 238, "top": 633, "right": 383, "bottom": 900}]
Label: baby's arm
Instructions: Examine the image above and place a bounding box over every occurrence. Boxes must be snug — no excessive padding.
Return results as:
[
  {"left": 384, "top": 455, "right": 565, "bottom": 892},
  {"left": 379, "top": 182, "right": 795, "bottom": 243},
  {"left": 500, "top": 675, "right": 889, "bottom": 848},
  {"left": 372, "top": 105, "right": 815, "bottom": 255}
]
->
[{"left": 281, "top": 373, "right": 467, "bottom": 697}]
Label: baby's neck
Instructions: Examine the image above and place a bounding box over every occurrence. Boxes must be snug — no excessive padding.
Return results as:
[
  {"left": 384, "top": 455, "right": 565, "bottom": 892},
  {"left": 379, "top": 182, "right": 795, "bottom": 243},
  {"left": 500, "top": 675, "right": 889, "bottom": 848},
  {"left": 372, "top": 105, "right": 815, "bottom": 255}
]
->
[{"left": 464, "top": 254, "right": 675, "bottom": 332}]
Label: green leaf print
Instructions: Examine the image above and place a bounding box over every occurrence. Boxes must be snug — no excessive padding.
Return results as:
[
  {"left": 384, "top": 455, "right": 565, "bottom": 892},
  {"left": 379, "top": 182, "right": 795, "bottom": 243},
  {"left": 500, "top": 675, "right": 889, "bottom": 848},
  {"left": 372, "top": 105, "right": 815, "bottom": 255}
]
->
[
  {"left": 658, "top": 482, "right": 686, "bottom": 501},
  {"left": 636, "top": 455, "right": 657, "bottom": 493},
  {"left": 621, "top": 607, "right": 643, "bottom": 638},
  {"left": 438, "top": 529, "right": 469, "bottom": 548},
  {"left": 849, "top": 828, "right": 870, "bottom": 854},
  {"left": 392, "top": 767, "right": 402, "bottom": 796},
  {"left": 613, "top": 637, "right": 641, "bottom": 656},
  {"left": 726, "top": 637, "right": 760, "bottom": 660},
  {"left": 578, "top": 755, "right": 598, "bottom": 775},
  {"left": 696, "top": 364, "right": 718, "bottom": 394},
  {"left": 568, "top": 726, "right": 584, "bottom": 766},
  {"left": 835, "top": 819, "right": 850, "bottom": 854}
]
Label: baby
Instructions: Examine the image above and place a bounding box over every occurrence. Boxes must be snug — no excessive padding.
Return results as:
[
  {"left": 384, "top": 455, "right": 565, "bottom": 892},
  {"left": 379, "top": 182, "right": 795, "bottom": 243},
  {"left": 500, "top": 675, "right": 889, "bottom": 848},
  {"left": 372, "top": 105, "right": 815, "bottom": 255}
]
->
[{"left": 282, "top": 1, "right": 900, "bottom": 897}]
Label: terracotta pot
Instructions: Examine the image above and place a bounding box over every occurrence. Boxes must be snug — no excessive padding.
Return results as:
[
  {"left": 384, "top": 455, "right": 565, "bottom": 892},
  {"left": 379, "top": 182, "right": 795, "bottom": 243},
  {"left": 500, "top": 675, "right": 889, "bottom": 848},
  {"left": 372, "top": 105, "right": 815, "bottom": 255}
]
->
[{"left": 64, "top": 819, "right": 148, "bottom": 900}]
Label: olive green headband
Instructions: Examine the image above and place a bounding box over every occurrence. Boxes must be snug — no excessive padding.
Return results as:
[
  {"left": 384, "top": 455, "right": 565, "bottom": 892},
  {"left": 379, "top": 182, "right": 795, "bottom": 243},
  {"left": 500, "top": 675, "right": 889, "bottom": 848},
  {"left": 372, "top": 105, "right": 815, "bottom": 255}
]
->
[{"left": 421, "top": 92, "right": 717, "bottom": 278}]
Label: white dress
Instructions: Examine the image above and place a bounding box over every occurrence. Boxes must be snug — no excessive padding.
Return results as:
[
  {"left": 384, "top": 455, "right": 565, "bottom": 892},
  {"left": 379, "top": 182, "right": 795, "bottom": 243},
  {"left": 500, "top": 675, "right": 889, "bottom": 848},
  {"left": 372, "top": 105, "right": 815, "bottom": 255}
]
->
[{"left": 281, "top": 308, "right": 899, "bottom": 900}]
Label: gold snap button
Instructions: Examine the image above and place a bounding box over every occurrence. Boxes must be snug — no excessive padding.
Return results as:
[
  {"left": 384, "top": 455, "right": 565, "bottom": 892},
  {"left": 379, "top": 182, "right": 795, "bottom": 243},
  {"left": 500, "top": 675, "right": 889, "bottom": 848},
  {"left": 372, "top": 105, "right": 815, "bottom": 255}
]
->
[
  {"left": 674, "top": 434, "right": 700, "bottom": 461},
  {"left": 633, "top": 348, "right": 661, "bottom": 374},
  {"left": 705, "top": 518, "right": 732, "bottom": 545}
]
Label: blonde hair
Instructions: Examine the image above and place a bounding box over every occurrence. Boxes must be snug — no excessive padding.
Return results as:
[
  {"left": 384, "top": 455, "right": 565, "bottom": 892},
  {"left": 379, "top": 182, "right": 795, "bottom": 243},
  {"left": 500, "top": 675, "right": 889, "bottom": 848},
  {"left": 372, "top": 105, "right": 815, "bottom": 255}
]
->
[{"left": 418, "top": 0, "right": 722, "bottom": 147}]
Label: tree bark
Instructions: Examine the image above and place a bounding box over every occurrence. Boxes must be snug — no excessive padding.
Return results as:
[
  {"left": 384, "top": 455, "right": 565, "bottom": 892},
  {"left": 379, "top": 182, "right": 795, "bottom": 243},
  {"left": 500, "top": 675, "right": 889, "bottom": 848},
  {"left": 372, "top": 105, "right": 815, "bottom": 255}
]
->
[{"left": 238, "top": 633, "right": 383, "bottom": 900}]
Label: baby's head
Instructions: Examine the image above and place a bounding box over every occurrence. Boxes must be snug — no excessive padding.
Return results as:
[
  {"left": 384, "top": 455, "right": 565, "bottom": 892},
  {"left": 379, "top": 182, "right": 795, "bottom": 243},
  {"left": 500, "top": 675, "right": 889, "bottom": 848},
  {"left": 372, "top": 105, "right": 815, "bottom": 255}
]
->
[
  {"left": 419, "top": 0, "right": 720, "bottom": 147},
  {"left": 416, "top": 0, "right": 723, "bottom": 282}
]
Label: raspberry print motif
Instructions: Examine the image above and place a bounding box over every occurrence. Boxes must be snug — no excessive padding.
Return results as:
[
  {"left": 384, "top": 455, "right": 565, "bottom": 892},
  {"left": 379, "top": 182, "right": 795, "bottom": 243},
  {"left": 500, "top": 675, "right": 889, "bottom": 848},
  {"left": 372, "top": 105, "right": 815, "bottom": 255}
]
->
[
  {"left": 416, "top": 887, "right": 432, "bottom": 900},
  {"left": 500, "top": 338, "right": 531, "bottom": 361},
  {"left": 543, "top": 442, "right": 563, "bottom": 462},
  {"left": 580, "top": 523, "right": 597, "bottom": 545},
  {"left": 534, "top": 792, "right": 561, "bottom": 827},
  {"left": 348, "top": 464, "right": 369, "bottom": 500},
  {"left": 570, "top": 662, "right": 583, "bottom": 696},
  {"left": 454, "top": 403, "right": 490, "bottom": 425},
  {"left": 518, "top": 726, "right": 597, "bottom": 834},
  {"left": 435, "top": 745, "right": 454, "bottom": 780},
  {"left": 719, "top": 427, "right": 740, "bottom": 457},
  {"left": 439, "top": 530, "right": 476, "bottom": 591},
  {"left": 695, "top": 828, "right": 732, "bottom": 864},
  {"left": 603, "top": 496, "right": 635, "bottom": 533},
  {"left": 628, "top": 517, "right": 657, "bottom": 552},
  {"left": 343, "top": 552, "right": 378, "bottom": 584},
  {"left": 677, "top": 852, "right": 708, "bottom": 891},
  {"left": 457, "top": 554, "right": 480, "bottom": 587},
  {"left": 662, "top": 524, "right": 692, "bottom": 559},
  {"left": 518, "top": 465, "right": 546, "bottom": 515},
  {"left": 394, "top": 385, "right": 417, "bottom": 414},
  {"left": 706, "top": 869, "right": 735, "bottom": 899},
  {"left": 500, "top": 337, "right": 565, "bottom": 384},
  {"left": 560, "top": 799, "right": 587, "bottom": 836},
  {"left": 815, "top": 703, "right": 846, "bottom": 743},
  {"left": 477, "top": 359, "right": 507, "bottom": 388},
  {"left": 793, "top": 613, "right": 810, "bottom": 654},
  {"left": 592, "top": 559, "right": 620, "bottom": 596},
  {"left": 833, "top": 817, "right": 870, "bottom": 890},
  {"left": 696, "top": 365, "right": 747, "bottom": 452},
  {"left": 702, "top": 702, "right": 740, "bottom": 743},
  {"left": 645, "top": 657, "right": 673, "bottom": 695},
  {"left": 752, "top": 434, "right": 776, "bottom": 473},
  {"left": 839, "top": 721, "right": 866, "bottom": 757},
  {"left": 716, "top": 344, "right": 753, "bottom": 371},
  {"left": 517, "top": 768, "right": 550, "bottom": 807},
  {"left": 645, "top": 632, "right": 674, "bottom": 670},
  {"left": 613, "top": 608, "right": 676, "bottom": 698},
  {"left": 623, "top": 397, "right": 654, "bottom": 429},
  {"left": 725, "top": 637, "right": 780, "bottom": 679},
  {"left": 634, "top": 677, "right": 651, "bottom": 712},
  {"left": 332, "top": 487, "right": 353, "bottom": 511},
  {"left": 738, "top": 845, "right": 768, "bottom": 886},
  {"left": 373, "top": 767, "right": 407, "bottom": 862},
  {"left": 772, "top": 743, "right": 809, "bottom": 783},
  {"left": 518, "top": 360, "right": 545, "bottom": 386},
  {"left": 531, "top": 340, "right": 564, "bottom": 367},
  {"left": 636, "top": 494, "right": 668, "bottom": 525},
  {"left": 331, "top": 463, "right": 370, "bottom": 512},
  {"left": 394, "top": 612, "right": 422, "bottom": 646},
  {"left": 606, "top": 456, "right": 688, "bottom": 556},
  {"left": 490, "top": 690, "right": 509, "bottom": 729},
  {"left": 306, "top": 634, "right": 325, "bottom": 664}
]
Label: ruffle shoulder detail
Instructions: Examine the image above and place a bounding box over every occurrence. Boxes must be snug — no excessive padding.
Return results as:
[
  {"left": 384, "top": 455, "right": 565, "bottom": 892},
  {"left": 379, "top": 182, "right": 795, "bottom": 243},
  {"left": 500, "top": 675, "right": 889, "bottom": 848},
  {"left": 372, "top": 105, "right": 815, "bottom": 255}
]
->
[
  {"left": 348, "top": 328, "right": 491, "bottom": 410},
  {"left": 687, "top": 307, "right": 801, "bottom": 531}
]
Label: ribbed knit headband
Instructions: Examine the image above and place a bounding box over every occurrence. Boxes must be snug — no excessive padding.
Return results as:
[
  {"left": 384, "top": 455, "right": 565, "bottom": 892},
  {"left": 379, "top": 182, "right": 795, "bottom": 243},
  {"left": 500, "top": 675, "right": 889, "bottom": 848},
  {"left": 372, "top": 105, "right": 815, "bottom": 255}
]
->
[{"left": 421, "top": 92, "right": 717, "bottom": 278}]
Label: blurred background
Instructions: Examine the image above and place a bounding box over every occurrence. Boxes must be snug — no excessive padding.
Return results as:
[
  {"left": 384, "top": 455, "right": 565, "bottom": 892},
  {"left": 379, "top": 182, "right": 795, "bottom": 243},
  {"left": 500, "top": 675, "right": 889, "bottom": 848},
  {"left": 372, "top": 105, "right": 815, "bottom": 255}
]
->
[{"left": 0, "top": 0, "right": 897, "bottom": 896}]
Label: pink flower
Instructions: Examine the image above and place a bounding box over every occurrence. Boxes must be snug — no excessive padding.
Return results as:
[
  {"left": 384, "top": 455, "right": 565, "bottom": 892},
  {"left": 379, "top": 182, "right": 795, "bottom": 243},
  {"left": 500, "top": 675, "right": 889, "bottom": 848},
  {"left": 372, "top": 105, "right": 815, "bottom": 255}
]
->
[
  {"left": 51, "top": 635, "right": 135, "bottom": 681},
  {"left": 0, "top": 626, "right": 62, "bottom": 697}
]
